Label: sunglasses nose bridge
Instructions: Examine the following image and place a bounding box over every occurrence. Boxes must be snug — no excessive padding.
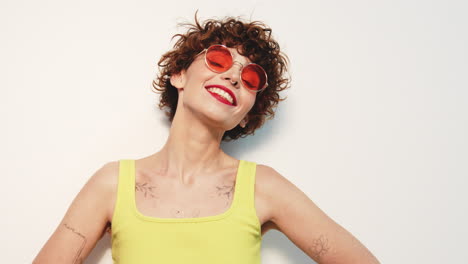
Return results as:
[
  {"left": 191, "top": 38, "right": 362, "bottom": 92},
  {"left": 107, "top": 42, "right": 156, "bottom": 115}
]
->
[
  {"left": 221, "top": 61, "right": 243, "bottom": 87},
  {"left": 232, "top": 61, "right": 244, "bottom": 69}
]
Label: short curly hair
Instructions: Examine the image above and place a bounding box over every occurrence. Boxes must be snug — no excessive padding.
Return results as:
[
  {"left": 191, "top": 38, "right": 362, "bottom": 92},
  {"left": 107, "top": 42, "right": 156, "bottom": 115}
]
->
[{"left": 152, "top": 14, "right": 290, "bottom": 142}]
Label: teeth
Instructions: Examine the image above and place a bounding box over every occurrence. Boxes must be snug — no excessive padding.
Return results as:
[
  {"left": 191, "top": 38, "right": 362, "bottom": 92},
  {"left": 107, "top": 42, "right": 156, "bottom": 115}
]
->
[{"left": 207, "top": 88, "right": 234, "bottom": 104}]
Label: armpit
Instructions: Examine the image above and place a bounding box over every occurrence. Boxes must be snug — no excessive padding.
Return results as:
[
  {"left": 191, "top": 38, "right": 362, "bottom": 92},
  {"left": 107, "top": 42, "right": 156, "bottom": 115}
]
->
[{"left": 261, "top": 220, "right": 280, "bottom": 235}]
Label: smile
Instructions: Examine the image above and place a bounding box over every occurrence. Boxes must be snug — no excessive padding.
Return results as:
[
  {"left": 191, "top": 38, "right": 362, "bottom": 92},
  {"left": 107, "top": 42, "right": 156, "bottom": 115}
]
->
[{"left": 205, "top": 85, "right": 237, "bottom": 106}]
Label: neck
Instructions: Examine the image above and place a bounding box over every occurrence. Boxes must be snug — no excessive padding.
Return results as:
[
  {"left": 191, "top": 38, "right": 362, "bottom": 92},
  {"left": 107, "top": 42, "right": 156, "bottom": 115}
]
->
[{"left": 154, "top": 100, "right": 230, "bottom": 185}]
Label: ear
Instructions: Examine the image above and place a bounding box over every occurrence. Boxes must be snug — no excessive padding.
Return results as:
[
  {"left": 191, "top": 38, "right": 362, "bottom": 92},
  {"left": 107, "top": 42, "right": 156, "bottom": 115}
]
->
[
  {"left": 169, "top": 70, "right": 187, "bottom": 89},
  {"left": 240, "top": 116, "right": 249, "bottom": 128}
]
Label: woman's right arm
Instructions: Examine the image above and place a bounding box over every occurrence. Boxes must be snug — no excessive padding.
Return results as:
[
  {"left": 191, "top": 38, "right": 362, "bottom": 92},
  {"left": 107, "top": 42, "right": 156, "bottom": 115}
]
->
[{"left": 33, "top": 161, "right": 119, "bottom": 264}]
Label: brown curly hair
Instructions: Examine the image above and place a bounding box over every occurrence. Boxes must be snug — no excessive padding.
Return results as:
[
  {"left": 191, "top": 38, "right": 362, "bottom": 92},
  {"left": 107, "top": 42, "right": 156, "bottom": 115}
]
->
[{"left": 152, "top": 14, "right": 290, "bottom": 142}]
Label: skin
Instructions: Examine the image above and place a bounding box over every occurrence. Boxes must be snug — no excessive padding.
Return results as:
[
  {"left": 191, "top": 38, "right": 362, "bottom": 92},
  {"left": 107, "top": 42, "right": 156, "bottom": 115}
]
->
[
  {"left": 62, "top": 224, "right": 86, "bottom": 264},
  {"left": 215, "top": 180, "right": 236, "bottom": 204},
  {"left": 130, "top": 49, "right": 379, "bottom": 262},
  {"left": 33, "top": 46, "right": 380, "bottom": 263},
  {"left": 130, "top": 53, "right": 249, "bottom": 214},
  {"left": 134, "top": 175, "right": 236, "bottom": 218},
  {"left": 127, "top": 46, "right": 256, "bottom": 221},
  {"left": 157, "top": 46, "right": 256, "bottom": 182},
  {"left": 135, "top": 182, "right": 157, "bottom": 198},
  {"left": 310, "top": 235, "right": 330, "bottom": 261}
]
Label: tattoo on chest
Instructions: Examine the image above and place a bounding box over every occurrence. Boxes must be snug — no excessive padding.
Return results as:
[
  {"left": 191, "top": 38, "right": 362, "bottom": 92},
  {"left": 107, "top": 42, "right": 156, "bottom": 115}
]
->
[
  {"left": 309, "top": 235, "right": 330, "bottom": 260},
  {"left": 171, "top": 208, "right": 201, "bottom": 218},
  {"left": 216, "top": 180, "right": 236, "bottom": 199},
  {"left": 135, "top": 179, "right": 236, "bottom": 215},
  {"left": 215, "top": 180, "right": 235, "bottom": 206},
  {"left": 135, "top": 182, "right": 157, "bottom": 198}
]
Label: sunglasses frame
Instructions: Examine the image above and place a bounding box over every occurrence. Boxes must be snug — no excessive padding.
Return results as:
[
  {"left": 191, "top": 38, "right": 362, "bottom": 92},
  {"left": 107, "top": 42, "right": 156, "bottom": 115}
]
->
[{"left": 197, "top": 44, "right": 269, "bottom": 93}]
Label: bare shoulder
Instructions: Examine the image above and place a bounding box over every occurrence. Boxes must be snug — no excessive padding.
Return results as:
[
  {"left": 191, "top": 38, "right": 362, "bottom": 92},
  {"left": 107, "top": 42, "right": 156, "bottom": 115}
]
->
[
  {"left": 255, "top": 163, "right": 318, "bottom": 224},
  {"left": 256, "top": 163, "right": 293, "bottom": 193},
  {"left": 32, "top": 160, "right": 121, "bottom": 263},
  {"left": 92, "top": 160, "right": 120, "bottom": 224},
  {"left": 255, "top": 163, "right": 380, "bottom": 263},
  {"left": 254, "top": 163, "right": 299, "bottom": 228},
  {"left": 75, "top": 160, "right": 121, "bottom": 224}
]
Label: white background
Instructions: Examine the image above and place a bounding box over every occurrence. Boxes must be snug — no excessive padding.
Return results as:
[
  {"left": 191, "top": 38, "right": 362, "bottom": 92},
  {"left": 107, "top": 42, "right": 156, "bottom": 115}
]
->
[{"left": 1, "top": 0, "right": 467, "bottom": 263}]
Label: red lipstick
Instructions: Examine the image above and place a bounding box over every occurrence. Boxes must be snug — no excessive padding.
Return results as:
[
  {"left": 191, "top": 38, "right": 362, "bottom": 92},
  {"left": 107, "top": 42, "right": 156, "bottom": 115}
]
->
[{"left": 205, "top": 85, "right": 237, "bottom": 106}]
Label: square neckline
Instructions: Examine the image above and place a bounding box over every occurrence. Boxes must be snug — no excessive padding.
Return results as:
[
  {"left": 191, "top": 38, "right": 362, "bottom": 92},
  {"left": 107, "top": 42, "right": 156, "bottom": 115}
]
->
[{"left": 131, "top": 159, "right": 244, "bottom": 223}]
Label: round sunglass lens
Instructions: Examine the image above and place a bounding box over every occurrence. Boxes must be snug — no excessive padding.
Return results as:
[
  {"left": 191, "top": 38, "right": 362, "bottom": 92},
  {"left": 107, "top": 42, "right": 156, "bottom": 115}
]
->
[
  {"left": 242, "top": 64, "right": 267, "bottom": 91},
  {"left": 206, "top": 45, "right": 232, "bottom": 72}
]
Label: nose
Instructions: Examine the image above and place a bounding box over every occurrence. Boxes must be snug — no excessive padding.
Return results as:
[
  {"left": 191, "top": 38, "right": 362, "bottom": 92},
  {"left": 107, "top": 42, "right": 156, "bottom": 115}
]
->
[{"left": 221, "top": 62, "right": 243, "bottom": 88}]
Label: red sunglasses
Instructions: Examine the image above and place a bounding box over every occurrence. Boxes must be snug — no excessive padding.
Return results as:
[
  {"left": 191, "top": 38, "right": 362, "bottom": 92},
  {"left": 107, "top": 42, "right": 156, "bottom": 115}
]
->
[{"left": 198, "top": 44, "right": 268, "bottom": 93}]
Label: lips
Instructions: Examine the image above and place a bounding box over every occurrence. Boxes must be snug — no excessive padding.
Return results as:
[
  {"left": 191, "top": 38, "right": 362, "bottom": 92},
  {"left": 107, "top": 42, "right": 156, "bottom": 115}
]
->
[{"left": 205, "top": 84, "right": 237, "bottom": 106}]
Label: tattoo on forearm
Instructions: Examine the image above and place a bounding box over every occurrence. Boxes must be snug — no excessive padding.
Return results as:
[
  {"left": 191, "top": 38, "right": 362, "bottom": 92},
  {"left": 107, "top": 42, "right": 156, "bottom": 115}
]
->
[
  {"left": 309, "top": 235, "right": 330, "bottom": 261},
  {"left": 63, "top": 223, "right": 87, "bottom": 264},
  {"left": 135, "top": 182, "right": 157, "bottom": 198}
]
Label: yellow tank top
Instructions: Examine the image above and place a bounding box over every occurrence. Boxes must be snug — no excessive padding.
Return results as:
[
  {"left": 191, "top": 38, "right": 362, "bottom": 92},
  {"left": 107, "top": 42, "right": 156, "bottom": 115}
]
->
[{"left": 111, "top": 159, "right": 262, "bottom": 264}]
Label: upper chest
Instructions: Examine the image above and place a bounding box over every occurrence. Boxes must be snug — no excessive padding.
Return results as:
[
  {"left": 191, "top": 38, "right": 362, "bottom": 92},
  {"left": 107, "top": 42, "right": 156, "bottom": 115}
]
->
[{"left": 128, "top": 163, "right": 273, "bottom": 225}]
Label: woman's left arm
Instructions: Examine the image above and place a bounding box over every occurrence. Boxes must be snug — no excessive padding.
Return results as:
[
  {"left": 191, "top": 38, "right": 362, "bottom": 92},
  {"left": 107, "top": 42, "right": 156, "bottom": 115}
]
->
[{"left": 258, "top": 165, "right": 380, "bottom": 264}]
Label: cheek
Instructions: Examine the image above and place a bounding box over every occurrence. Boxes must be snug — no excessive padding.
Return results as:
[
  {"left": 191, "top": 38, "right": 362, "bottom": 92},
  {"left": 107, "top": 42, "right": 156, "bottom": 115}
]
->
[
  {"left": 242, "top": 93, "right": 257, "bottom": 111},
  {"left": 185, "top": 61, "right": 215, "bottom": 85}
]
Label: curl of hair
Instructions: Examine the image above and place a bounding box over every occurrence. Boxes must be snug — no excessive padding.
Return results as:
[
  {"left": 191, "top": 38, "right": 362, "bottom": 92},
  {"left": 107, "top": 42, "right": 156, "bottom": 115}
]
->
[{"left": 152, "top": 14, "right": 290, "bottom": 142}]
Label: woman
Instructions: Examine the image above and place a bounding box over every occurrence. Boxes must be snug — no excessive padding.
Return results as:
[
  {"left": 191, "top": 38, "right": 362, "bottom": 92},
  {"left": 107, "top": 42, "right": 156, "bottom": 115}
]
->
[{"left": 33, "top": 14, "right": 380, "bottom": 264}]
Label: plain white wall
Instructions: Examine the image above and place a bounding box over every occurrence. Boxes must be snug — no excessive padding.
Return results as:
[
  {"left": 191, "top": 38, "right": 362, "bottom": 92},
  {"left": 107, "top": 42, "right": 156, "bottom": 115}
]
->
[{"left": 1, "top": 0, "right": 467, "bottom": 263}]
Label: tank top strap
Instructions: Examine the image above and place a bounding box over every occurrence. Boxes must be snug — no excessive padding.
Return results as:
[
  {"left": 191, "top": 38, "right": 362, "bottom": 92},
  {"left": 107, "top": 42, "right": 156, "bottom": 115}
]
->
[
  {"left": 112, "top": 159, "right": 262, "bottom": 263},
  {"left": 112, "top": 159, "right": 136, "bottom": 224},
  {"left": 112, "top": 159, "right": 258, "bottom": 224},
  {"left": 235, "top": 160, "right": 258, "bottom": 216}
]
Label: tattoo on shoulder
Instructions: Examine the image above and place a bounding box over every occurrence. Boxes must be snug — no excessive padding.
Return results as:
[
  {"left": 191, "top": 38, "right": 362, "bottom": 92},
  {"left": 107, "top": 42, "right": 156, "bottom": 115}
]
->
[
  {"left": 63, "top": 223, "right": 87, "bottom": 264},
  {"left": 135, "top": 182, "right": 157, "bottom": 198},
  {"left": 309, "top": 234, "right": 330, "bottom": 261}
]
